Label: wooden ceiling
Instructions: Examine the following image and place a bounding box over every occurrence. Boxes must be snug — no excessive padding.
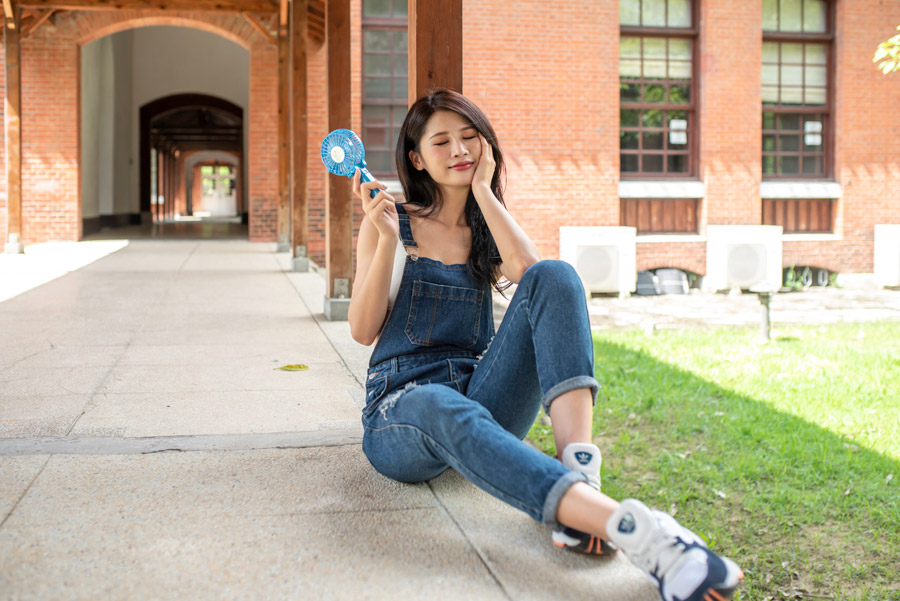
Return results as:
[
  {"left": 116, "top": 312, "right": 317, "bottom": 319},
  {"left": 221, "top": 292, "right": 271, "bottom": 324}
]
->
[{"left": 4, "top": 0, "right": 325, "bottom": 45}]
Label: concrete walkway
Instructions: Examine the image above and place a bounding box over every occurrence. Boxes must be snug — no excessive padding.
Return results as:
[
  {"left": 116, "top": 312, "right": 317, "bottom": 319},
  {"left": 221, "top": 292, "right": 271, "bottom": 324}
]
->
[{"left": 0, "top": 239, "right": 657, "bottom": 601}]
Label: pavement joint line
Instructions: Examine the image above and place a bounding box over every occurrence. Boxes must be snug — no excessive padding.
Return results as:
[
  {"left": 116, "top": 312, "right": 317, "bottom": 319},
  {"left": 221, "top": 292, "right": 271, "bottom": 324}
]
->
[
  {"left": 0, "top": 455, "right": 50, "bottom": 530},
  {"left": 0, "top": 429, "right": 364, "bottom": 456},
  {"left": 426, "top": 480, "right": 514, "bottom": 601}
]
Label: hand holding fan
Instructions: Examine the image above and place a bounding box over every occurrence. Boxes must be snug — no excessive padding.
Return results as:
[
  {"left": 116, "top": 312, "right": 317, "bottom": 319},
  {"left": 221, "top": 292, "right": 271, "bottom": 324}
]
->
[{"left": 321, "top": 129, "right": 381, "bottom": 198}]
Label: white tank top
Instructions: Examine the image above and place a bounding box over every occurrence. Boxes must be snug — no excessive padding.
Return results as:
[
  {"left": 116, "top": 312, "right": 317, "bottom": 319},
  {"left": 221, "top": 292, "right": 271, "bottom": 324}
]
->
[{"left": 387, "top": 241, "right": 406, "bottom": 308}]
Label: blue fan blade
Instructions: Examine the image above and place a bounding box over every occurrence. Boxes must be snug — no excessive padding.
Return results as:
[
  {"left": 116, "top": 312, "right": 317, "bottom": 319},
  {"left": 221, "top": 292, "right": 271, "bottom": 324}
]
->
[{"left": 321, "top": 129, "right": 380, "bottom": 198}]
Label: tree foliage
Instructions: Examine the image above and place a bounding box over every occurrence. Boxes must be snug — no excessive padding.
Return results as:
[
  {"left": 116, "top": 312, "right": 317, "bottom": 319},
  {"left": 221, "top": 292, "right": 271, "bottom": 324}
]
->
[{"left": 873, "top": 25, "right": 900, "bottom": 74}]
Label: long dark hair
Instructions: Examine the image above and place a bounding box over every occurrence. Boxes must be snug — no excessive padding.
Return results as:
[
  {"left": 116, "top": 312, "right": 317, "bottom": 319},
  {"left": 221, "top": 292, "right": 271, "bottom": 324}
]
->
[{"left": 395, "top": 88, "right": 509, "bottom": 293}]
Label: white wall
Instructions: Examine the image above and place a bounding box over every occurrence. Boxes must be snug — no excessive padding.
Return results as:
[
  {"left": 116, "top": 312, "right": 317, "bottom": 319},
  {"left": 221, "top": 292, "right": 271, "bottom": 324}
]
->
[
  {"left": 130, "top": 26, "right": 250, "bottom": 215},
  {"left": 82, "top": 25, "right": 250, "bottom": 221}
]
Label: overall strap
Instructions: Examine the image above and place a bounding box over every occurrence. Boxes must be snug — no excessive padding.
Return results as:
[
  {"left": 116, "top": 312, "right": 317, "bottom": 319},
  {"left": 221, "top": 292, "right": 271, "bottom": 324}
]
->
[{"left": 395, "top": 203, "right": 419, "bottom": 260}]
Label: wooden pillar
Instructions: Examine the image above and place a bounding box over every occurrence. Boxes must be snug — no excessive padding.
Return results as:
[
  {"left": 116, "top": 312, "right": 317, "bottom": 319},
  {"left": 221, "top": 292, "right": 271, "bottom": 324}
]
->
[
  {"left": 3, "top": 7, "right": 23, "bottom": 253},
  {"left": 276, "top": 21, "right": 291, "bottom": 251},
  {"left": 155, "top": 146, "right": 163, "bottom": 223},
  {"left": 324, "top": 0, "right": 352, "bottom": 319},
  {"left": 290, "top": 0, "right": 309, "bottom": 269},
  {"left": 407, "top": 0, "right": 463, "bottom": 103}
]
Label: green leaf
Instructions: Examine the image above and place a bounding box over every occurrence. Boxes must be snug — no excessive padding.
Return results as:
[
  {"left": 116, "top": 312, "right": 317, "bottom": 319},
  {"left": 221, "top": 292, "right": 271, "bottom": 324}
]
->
[{"left": 276, "top": 364, "right": 310, "bottom": 371}]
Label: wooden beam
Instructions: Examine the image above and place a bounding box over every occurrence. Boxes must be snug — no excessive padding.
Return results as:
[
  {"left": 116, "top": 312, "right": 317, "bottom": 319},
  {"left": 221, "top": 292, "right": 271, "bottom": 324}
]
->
[
  {"left": 18, "top": 0, "right": 278, "bottom": 12},
  {"left": 290, "top": 0, "right": 308, "bottom": 260},
  {"left": 3, "top": 0, "right": 14, "bottom": 28},
  {"left": 4, "top": 15, "right": 22, "bottom": 252},
  {"left": 21, "top": 8, "right": 53, "bottom": 37},
  {"left": 408, "top": 0, "right": 462, "bottom": 103},
  {"left": 325, "top": 0, "right": 352, "bottom": 306},
  {"left": 278, "top": 0, "right": 286, "bottom": 27},
  {"left": 276, "top": 23, "right": 290, "bottom": 251},
  {"left": 242, "top": 12, "right": 274, "bottom": 44}
]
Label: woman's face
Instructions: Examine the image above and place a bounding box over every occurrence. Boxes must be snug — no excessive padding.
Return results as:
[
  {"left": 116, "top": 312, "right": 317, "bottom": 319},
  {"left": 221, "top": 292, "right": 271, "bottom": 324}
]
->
[{"left": 408, "top": 110, "right": 482, "bottom": 190}]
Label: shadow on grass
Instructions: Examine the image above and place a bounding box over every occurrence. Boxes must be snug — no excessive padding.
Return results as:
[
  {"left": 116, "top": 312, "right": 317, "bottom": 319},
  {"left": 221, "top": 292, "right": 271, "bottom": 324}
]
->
[{"left": 531, "top": 339, "right": 900, "bottom": 601}]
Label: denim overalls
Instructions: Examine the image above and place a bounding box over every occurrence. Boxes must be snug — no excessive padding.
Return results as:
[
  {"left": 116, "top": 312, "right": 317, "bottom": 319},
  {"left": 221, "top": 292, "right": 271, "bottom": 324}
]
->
[{"left": 362, "top": 203, "right": 600, "bottom": 529}]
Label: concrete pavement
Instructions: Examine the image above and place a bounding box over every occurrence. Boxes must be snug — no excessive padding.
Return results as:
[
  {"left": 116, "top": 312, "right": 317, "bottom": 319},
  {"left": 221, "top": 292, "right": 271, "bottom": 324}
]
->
[{"left": 0, "top": 238, "right": 657, "bottom": 601}]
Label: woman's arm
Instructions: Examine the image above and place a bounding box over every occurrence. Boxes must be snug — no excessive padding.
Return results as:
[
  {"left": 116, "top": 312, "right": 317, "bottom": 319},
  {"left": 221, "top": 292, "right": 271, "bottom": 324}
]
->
[
  {"left": 471, "top": 134, "right": 541, "bottom": 283},
  {"left": 347, "top": 171, "right": 400, "bottom": 345}
]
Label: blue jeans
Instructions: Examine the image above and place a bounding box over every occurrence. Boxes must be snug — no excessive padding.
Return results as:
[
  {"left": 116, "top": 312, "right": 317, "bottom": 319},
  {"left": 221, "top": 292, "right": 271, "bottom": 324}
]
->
[{"left": 362, "top": 261, "right": 599, "bottom": 530}]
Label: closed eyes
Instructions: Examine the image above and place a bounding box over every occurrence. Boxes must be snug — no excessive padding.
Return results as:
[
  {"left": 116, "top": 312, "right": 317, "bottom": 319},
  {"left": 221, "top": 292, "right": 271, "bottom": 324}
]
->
[{"left": 434, "top": 136, "right": 477, "bottom": 146}]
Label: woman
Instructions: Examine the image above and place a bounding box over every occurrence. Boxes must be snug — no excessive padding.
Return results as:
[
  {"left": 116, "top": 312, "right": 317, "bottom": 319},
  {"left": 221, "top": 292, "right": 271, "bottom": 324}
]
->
[{"left": 348, "top": 88, "right": 742, "bottom": 601}]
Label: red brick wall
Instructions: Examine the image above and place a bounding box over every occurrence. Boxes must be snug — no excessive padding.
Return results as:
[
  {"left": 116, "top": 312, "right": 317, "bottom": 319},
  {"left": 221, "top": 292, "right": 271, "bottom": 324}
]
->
[
  {"left": 0, "top": 9, "right": 277, "bottom": 245},
  {"left": 462, "top": 0, "right": 620, "bottom": 261},
  {"left": 699, "top": 1, "right": 763, "bottom": 228}
]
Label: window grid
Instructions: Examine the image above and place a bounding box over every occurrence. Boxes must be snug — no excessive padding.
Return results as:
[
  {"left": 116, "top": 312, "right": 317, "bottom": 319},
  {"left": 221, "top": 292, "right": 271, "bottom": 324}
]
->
[
  {"left": 762, "top": 0, "right": 832, "bottom": 179},
  {"left": 362, "top": 0, "right": 408, "bottom": 178}
]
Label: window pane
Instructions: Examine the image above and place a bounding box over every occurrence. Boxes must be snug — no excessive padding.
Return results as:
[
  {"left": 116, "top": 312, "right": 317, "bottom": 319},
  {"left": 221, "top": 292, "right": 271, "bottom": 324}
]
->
[
  {"left": 366, "top": 54, "right": 391, "bottom": 76},
  {"left": 642, "top": 110, "right": 664, "bottom": 127},
  {"left": 621, "top": 132, "right": 639, "bottom": 149},
  {"left": 763, "top": 135, "right": 777, "bottom": 151},
  {"left": 364, "top": 0, "right": 391, "bottom": 17},
  {"left": 643, "top": 155, "right": 664, "bottom": 172},
  {"left": 667, "top": 0, "right": 691, "bottom": 27},
  {"left": 621, "top": 84, "right": 643, "bottom": 104},
  {"left": 782, "top": 43, "right": 803, "bottom": 64},
  {"left": 644, "top": 84, "right": 666, "bottom": 103},
  {"left": 805, "top": 65, "right": 827, "bottom": 86},
  {"left": 778, "top": 114, "right": 801, "bottom": 130},
  {"left": 621, "top": 109, "right": 640, "bottom": 127},
  {"left": 365, "top": 105, "right": 390, "bottom": 125},
  {"left": 642, "top": 0, "right": 666, "bottom": 27},
  {"left": 620, "top": 59, "right": 642, "bottom": 78},
  {"left": 394, "top": 77, "right": 407, "bottom": 101},
  {"left": 670, "top": 38, "right": 691, "bottom": 60},
  {"left": 803, "top": 0, "right": 827, "bottom": 32},
  {"left": 394, "top": 55, "right": 408, "bottom": 77},
  {"left": 365, "top": 77, "right": 391, "bottom": 99},
  {"left": 620, "top": 0, "right": 641, "bottom": 25},
  {"left": 778, "top": 135, "right": 800, "bottom": 152},
  {"left": 762, "top": 42, "right": 779, "bottom": 63},
  {"left": 621, "top": 154, "right": 639, "bottom": 172},
  {"left": 762, "top": 0, "right": 779, "bottom": 31},
  {"left": 780, "top": 0, "right": 802, "bottom": 31},
  {"left": 781, "top": 87, "right": 803, "bottom": 104},
  {"left": 779, "top": 155, "right": 800, "bottom": 174},
  {"left": 806, "top": 44, "right": 827, "bottom": 65},
  {"left": 368, "top": 150, "right": 392, "bottom": 174},
  {"left": 392, "top": 0, "right": 408, "bottom": 17},
  {"left": 643, "top": 132, "right": 665, "bottom": 150},
  {"left": 762, "top": 65, "right": 779, "bottom": 86},
  {"left": 396, "top": 31, "right": 408, "bottom": 52},
  {"left": 392, "top": 107, "right": 405, "bottom": 126},
  {"left": 364, "top": 30, "right": 391, "bottom": 52},
  {"left": 781, "top": 65, "right": 802, "bottom": 85},
  {"left": 620, "top": 37, "right": 641, "bottom": 58},
  {"left": 763, "top": 112, "right": 776, "bottom": 129},
  {"left": 668, "top": 60, "right": 692, "bottom": 79},
  {"left": 644, "top": 37, "right": 666, "bottom": 59},
  {"left": 805, "top": 88, "right": 827, "bottom": 105},
  {"left": 763, "top": 156, "right": 776, "bottom": 174},
  {"left": 762, "top": 86, "right": 779, "bottom": 104},
  {"left": 668, "top": 109, "right": 687, "bottom": 121},
  {"left": 669, "top": 84, "right": 690, "bottom": 104},
  {"left": 620, "top": 83, "right": 641, "bottom": 102},
  {"left": 668, "top": 154, "right": 688, "bottom": 173},
  {"left": 363, "top": 126, "right": 388, "bottom": 147},
  {"left": 802, "top": 156, "right": 823, "bottom": 175},
  {"left": 644, "top": 59, "right": 667, "bottom": 79}
]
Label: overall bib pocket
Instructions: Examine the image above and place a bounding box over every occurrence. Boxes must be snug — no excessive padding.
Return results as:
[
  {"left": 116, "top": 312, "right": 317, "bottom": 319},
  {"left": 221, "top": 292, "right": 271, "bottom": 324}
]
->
[{"left": 405, "top": 280, "right": 483, "bottom": 349}]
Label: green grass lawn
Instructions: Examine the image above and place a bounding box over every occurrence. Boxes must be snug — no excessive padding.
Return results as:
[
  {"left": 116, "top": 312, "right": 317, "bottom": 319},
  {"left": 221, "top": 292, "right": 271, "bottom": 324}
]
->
[{"left": 529, "top": 321, "right": 900, "bottom": 601}]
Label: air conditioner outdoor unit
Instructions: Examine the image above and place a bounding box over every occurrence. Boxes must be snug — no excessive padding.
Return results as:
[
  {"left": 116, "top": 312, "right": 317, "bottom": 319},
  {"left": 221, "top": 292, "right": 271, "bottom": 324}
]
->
[
  {"left": 874, "top": 224, "right": 900, "bottom": 287},
  {"left": 559, "top": 226, "right": 637, "bottom": 295},
  {"left": 705, "top": 225, "right": 783, "bottom": 291}
]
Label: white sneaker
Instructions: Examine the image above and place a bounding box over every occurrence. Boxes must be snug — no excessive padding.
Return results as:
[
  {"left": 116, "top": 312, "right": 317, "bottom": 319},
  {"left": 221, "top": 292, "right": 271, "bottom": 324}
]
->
[
  {"left": 551, "top": 443, "right": 613, "bottom": 555},
  {"left": 607, "top": 499, "right": 743, "bottom": 601}
]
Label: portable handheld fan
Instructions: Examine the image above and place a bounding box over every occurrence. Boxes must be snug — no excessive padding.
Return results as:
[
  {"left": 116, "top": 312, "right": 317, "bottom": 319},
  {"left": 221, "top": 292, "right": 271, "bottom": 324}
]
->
[{"left": 321, "top": 129, "right": 380, "bottom": 198}]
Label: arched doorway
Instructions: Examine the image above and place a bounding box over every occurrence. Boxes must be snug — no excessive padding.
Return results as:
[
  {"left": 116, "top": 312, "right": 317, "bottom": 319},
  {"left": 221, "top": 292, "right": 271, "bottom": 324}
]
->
[{"left": 141, "top": 94, "right": 245, "bottom": 224}]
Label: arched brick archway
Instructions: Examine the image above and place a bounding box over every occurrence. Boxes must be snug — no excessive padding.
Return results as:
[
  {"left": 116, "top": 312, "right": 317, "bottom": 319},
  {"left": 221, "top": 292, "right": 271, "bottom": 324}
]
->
[{"left": 18, "top": 9, "right": 277, "bottom": 242}]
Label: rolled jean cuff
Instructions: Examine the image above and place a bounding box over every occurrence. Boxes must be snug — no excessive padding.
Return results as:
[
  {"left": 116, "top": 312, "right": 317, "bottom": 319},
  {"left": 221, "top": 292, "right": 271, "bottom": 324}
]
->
[
  {"left": 541, "top": 470, "right": 590, "bottom": 531},
  {"left": 542, "top": 376, "right": 600, "bottom": 414}
]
